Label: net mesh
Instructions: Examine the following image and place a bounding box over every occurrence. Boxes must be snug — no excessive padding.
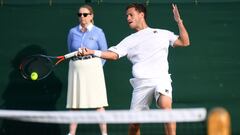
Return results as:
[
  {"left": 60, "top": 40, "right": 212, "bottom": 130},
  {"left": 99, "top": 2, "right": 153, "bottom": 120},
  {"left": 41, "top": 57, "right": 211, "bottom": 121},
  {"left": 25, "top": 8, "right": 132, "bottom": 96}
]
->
[{"left": 0, "top": 108, "right": 207, "bottom": 135}]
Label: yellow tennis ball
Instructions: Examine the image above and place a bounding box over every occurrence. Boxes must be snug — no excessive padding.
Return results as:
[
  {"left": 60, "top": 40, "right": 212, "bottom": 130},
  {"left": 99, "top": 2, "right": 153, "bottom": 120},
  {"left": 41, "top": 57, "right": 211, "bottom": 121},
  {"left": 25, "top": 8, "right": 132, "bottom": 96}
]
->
[{"left": 31, "top": 72, "right": 38, "bottom": 80}]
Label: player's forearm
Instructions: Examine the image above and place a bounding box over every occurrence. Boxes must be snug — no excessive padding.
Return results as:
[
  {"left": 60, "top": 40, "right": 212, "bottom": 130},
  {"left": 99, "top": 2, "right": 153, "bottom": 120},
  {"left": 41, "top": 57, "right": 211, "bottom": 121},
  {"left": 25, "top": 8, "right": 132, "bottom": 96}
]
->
[
  {"left": 94, "top": 50, "right": 119, "bottom": 60},
  {"left": 177, "top": 21, "right": 190, "bottom": 46}
]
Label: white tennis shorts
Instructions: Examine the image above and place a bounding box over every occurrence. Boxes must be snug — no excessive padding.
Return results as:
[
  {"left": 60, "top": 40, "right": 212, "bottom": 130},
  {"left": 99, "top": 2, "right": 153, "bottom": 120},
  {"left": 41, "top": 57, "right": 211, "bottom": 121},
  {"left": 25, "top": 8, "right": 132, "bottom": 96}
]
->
[
  {"left": 66, "top": 57, "right": 108, "bottom": 109},
  {"left": 129, "top": 78, "right": 172, "bottom": 111}
]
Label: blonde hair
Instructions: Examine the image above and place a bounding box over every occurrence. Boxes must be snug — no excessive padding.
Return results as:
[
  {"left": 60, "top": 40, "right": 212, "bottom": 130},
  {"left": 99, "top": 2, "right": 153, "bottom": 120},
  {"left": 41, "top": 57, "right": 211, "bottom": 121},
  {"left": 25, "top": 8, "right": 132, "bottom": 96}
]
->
[{"left": 79, "top": 4, "right": 94, "bottom": 24}]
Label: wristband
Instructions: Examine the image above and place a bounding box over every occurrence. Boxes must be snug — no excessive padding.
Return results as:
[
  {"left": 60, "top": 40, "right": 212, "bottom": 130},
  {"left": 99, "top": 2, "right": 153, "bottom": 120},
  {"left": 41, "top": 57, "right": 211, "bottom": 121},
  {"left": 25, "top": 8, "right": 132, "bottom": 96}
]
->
[{"left": 94, "top": 50, "right": 102, "bottom": 57}]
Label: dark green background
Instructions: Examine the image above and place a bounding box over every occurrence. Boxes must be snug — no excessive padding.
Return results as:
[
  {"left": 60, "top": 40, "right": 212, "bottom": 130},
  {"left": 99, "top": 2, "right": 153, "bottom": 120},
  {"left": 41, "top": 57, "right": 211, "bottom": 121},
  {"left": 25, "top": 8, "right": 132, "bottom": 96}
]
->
[{"left": 0, "top": 0, "right": 239, "bottom": 135}]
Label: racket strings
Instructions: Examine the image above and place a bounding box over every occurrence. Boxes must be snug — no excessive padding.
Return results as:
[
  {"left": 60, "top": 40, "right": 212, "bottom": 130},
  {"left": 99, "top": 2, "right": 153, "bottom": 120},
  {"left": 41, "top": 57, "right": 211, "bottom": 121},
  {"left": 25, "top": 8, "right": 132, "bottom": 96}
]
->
[
  {"left": 20, "top": 56, "right": 53, "bottom": 80},
  {"left": 19, "top": 53, "right": 72, "bottom": 80}
]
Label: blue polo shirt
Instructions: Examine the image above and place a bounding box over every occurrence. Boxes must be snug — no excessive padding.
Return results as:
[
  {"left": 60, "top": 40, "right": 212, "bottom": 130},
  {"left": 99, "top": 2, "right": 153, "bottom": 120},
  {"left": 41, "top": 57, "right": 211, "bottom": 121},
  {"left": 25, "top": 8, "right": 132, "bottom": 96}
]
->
[{"left": 67, "top": 23, "right": 108, "bottom": 64}]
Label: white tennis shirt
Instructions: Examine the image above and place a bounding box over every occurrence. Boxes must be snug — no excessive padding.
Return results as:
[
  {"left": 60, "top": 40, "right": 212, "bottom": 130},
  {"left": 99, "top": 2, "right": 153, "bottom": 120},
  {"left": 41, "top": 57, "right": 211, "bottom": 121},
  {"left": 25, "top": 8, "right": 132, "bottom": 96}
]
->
[{"left": 109, "top": 27, "right": 178, "bottom": 82}]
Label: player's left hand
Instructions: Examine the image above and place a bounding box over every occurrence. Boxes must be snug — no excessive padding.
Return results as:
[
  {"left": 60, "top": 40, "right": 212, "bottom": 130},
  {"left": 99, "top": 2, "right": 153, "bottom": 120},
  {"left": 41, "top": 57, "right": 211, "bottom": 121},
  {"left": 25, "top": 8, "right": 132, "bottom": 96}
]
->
[
  {"left": 78, "top": 48, "right": 93, "bottom": 56},
  {"left": 172, "top": 4, "right": 182, "bottom": 23}
]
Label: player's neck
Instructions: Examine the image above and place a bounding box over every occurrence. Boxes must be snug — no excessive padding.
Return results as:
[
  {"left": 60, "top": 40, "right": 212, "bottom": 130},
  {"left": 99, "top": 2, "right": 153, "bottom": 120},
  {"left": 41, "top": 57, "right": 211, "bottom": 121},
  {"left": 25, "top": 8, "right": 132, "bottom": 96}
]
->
[{"left": 135, "top": 23, "right": 148, "bottom": 31}]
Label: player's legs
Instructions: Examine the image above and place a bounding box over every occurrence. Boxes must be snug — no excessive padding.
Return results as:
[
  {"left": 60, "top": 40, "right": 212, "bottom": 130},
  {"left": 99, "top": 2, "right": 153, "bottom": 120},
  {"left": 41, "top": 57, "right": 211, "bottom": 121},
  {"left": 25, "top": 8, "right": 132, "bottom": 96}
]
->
[
  {"left": 128, "top": 123, "right": 140, "bottom": 135},
  {"left": 97, "top": 107, "right": 108, "bottom": 135},
  {"left": 157, "top": 94, "right": 176, "bottom": 135},
  {"left": 128, "top": 78, "right": 155, "bottom": 135}
]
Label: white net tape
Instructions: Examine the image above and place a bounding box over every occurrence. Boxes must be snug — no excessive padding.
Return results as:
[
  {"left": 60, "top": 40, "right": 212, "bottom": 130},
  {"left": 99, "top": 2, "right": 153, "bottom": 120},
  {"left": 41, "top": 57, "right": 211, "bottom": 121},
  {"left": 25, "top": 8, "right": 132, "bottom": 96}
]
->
[{"left": 0, "top": 108, "right": 206, "bottom": 124}]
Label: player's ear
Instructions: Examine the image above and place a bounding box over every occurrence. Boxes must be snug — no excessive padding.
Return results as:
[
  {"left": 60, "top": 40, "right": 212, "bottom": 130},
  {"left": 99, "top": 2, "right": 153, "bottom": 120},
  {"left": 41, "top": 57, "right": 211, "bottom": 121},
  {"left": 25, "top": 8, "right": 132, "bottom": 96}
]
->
[{"left": 140, "top": 12, "right": 145, "bottom": 19}]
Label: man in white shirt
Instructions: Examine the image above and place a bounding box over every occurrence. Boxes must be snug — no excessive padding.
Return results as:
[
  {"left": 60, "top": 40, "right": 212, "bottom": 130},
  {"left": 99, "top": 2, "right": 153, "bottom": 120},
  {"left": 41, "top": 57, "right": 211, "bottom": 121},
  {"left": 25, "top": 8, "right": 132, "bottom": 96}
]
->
[{"left": 80, "top": 3, "right": 190, "bottom": 135}]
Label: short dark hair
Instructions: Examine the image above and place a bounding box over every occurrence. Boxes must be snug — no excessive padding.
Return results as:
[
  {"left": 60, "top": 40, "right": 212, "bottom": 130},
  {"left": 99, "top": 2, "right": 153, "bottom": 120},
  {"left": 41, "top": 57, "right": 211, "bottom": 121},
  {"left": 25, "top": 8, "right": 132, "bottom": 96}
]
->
[{"left": 126, "top": 3, "right": 147, "bottom": 19}]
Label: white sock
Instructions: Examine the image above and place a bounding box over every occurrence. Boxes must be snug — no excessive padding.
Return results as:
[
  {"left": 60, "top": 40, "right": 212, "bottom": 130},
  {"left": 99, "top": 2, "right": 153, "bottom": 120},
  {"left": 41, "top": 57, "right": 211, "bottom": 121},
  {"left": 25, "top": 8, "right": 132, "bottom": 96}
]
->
[{"left": 102, "top": 133, "right": 108, "bottom": 135}]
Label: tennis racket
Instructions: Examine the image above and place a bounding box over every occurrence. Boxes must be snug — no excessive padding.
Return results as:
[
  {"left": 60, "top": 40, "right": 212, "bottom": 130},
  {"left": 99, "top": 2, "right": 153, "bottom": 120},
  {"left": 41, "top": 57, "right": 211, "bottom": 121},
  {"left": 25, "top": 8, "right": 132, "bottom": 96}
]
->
[{"left": 19, "top": 51, "right": 78, "bottom": 81}]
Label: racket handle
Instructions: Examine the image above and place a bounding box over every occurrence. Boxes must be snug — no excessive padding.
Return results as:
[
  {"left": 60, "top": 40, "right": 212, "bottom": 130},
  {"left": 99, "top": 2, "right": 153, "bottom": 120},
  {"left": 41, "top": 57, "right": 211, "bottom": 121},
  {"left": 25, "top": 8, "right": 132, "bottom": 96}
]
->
[{"left": 64, "top": 51, "right": 78, "bottom": 59}]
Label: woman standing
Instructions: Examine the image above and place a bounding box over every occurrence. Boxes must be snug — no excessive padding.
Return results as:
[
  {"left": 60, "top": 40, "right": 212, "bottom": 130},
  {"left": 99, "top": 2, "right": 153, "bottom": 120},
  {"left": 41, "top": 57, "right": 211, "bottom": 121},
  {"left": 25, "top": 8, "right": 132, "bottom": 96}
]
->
[{"left": 66, "top": 4, "right": 108, "bottom": 135}]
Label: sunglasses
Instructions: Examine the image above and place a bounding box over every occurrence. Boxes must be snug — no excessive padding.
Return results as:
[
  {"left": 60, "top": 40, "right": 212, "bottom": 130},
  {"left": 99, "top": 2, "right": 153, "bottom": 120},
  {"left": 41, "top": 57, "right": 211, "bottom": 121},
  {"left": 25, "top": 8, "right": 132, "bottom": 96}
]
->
[{"left": 77, "top": 13, "right": 91, "bottom": 17}]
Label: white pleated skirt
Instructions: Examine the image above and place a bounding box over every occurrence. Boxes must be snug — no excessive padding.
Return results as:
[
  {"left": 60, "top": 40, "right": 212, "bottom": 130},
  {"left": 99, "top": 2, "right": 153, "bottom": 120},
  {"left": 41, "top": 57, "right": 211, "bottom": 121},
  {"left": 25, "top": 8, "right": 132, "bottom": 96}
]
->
[{"left": 66, "top": 57, "right": 108, "bottom": 109}]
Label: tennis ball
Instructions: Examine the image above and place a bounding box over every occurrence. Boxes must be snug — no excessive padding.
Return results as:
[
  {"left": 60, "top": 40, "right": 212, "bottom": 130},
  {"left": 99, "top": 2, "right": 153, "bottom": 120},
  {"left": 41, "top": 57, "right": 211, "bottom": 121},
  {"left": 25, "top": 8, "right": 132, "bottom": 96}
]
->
[{"left": 31, "top": 72, "right": 38, "bottom": 80}]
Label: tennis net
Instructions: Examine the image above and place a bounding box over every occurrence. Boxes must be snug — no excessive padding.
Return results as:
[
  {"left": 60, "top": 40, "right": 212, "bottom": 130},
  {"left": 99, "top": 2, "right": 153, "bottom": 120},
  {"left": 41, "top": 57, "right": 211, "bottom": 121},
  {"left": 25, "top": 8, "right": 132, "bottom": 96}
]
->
[{"left": 0, "top": 108, "right": 208, "bottom": 135}]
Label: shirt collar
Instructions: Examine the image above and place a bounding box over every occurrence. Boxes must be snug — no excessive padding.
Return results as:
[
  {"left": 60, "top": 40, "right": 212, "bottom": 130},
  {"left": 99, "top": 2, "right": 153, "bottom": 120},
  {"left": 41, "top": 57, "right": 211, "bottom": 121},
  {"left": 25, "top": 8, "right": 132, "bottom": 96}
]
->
[{"left": 79, "top": 23, "right": 94, "bottom": 32}]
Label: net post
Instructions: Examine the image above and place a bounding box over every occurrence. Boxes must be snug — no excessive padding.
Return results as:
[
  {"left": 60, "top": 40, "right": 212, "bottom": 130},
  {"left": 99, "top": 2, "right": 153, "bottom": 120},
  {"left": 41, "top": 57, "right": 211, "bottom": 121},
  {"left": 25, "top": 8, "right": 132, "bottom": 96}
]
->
[{"left": 207, "top": 107, "right": 231, "bottom": 135}]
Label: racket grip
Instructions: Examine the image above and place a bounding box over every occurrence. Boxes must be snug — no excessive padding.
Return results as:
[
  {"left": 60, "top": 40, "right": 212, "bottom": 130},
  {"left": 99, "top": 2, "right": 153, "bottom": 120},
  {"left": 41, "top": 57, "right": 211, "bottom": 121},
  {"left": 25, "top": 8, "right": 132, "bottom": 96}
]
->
[{"left": 64, "top": 51, "right": 78, "bottom": 59}]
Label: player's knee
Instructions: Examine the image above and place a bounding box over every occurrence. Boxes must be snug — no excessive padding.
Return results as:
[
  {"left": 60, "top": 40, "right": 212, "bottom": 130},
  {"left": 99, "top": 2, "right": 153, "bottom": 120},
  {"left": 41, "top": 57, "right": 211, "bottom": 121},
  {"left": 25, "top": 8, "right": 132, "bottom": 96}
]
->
[
  {"left": 157, "top": 95, "right": 172, "bottom": 109},
  {"left": 158, "top": 101, "right": 172, "bottom": 109},
  {"left": 160, "top": 104, "right": 172, "bottom": 109}
]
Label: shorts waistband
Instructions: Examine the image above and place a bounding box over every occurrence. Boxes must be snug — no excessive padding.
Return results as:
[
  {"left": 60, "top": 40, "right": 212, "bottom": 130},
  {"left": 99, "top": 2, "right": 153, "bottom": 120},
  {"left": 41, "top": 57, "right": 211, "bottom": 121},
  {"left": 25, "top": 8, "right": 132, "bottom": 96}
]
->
[{"left": 71, "top": 55, "right": 94, "bottom": 61}]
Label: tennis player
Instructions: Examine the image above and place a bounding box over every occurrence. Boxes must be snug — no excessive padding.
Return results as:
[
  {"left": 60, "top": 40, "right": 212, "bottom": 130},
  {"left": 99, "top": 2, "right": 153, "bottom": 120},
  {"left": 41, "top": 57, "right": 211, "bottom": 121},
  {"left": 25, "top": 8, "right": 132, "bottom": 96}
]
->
[
  {"left": 66, "top": 4, "right": 108, "bottom": 135},
  {"left": 80, "top": 3, "right": 190, "bottom": 135}
]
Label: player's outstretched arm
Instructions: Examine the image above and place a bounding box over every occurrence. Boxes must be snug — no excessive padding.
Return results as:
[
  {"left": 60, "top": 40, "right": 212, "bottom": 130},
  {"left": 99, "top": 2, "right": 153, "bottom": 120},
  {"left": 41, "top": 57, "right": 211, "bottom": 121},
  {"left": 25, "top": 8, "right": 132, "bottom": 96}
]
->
[
  {"left": 172, "top": 4, "right": 190, "bottom": 47},
  {"left": 79, "top": 48, "right": 119, "bottom": 60}
]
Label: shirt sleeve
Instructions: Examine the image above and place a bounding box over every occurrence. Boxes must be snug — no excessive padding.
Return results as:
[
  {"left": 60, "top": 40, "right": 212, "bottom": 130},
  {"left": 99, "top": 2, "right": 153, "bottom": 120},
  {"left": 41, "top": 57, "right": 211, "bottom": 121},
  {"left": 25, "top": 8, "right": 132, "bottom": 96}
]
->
[
  {"left": 97, "top": 29, "right": 108, "bottom": 51},
  {"left": 108, "top": 35, "right": 133, "bottom": 58},
  {"left": 67, "top": 30, "right": 72, "bottom": 52},
  {"left": 169, "top": 31, "right": 179, "bottom": 47},
  {"left": 97, "top": 29, "right": 108, "bottom": 65}
]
